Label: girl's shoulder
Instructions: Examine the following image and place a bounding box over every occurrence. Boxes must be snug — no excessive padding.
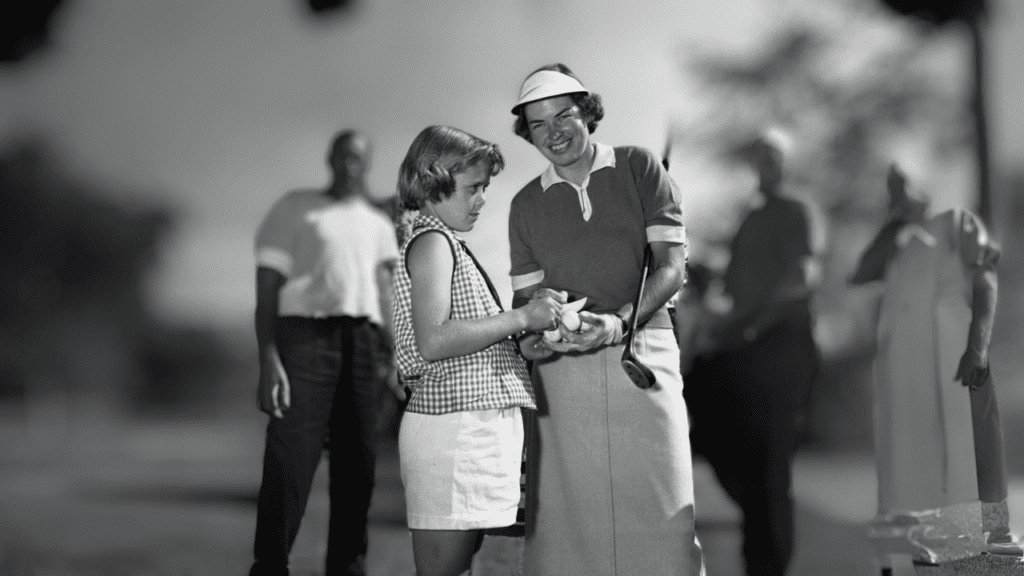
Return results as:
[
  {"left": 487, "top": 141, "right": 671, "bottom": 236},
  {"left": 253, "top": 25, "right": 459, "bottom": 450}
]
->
[{"left": 403, "top": 219, "right": 461, "bottom": 272}]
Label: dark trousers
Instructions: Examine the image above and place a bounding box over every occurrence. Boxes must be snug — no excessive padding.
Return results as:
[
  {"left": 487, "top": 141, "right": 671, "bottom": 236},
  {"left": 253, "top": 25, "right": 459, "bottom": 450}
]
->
[
  {"left": 685, "top": 306, "right": 819, "bottom": 576},
  {"left": 249, "top": 316, "right": 383, "bottom": 576}
]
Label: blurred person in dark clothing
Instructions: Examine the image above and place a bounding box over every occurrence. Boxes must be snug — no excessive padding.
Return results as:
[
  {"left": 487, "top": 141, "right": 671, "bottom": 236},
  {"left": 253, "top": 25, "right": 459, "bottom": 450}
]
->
[
  {"left": 248, "top": 130, "right": 404, "bottom": 576},
  {"left": 684, "top": 130, "right": 821, "bottom": 576},
  {"left": 674, "top": 262, "right": 715, "bottom": 376},
  {"left": 852, "top": 164, "right": 1016, "bottom": 564},
  {"left": 848, "top": 165, "right": 925, "bottom": 284}
]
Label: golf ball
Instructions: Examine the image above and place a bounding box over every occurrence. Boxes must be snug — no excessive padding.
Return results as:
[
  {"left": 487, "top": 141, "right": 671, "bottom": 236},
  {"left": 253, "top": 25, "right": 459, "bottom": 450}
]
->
[
  {"left": 561, "top": 310, "right": 581, "bottom": 331},
  {"left": 543, "top": 328, "right": 562, "bottom": 342}
]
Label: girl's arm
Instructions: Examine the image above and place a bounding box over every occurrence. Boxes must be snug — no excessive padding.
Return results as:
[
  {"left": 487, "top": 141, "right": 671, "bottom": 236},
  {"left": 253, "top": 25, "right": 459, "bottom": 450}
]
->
[{"left": 409, "top": 231, "right": 558, "bottom": 362}]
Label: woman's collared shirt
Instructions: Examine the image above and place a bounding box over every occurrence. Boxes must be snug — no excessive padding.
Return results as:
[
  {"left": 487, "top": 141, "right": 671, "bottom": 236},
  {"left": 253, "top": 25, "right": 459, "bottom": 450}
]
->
[{"left": 508, "top": 143, "right": 687, "bottom": 314}]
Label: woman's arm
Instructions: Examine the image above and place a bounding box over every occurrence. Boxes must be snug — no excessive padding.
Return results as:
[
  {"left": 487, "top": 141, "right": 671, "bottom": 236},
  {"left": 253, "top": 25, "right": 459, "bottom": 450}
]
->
[{"left": 630, "top": 240, "right": 687, "bottom": 325}]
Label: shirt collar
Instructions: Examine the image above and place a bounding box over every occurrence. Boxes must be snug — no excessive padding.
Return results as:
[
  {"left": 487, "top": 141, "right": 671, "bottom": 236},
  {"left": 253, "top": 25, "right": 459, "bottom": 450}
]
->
[
  {"left": 539, "top": 142, "right": 615, "bottom": 191},
  {"left": 413, "top": 213, "right": 463, "bottom": 242}
]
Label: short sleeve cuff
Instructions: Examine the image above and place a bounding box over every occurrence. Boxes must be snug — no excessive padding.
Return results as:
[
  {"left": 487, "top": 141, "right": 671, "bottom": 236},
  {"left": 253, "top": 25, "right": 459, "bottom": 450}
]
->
[
  {"left": 647, "top": 225, "right": 686, "bottom": 244},
  {"left": 511, "top": 270, "right": 545, "bottom": 291},
  {"left": 256, "top": 246, "right": 293, "bottom": 276}
]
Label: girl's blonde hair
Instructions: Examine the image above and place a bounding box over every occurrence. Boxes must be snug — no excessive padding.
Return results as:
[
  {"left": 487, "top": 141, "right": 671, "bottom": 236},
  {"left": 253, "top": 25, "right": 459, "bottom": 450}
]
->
[{"left": 397, "top": 125, "right": 504, "bottom": 210}]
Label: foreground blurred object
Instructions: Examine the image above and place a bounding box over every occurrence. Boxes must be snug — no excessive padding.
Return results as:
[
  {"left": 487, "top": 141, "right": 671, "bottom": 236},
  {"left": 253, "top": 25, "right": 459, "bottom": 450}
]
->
[
  {"left": 851, "top": 164, "right": 1023, "bottom": 574},
  {"left": 1, "top": 0, "right": 66, "bottom": 63}
]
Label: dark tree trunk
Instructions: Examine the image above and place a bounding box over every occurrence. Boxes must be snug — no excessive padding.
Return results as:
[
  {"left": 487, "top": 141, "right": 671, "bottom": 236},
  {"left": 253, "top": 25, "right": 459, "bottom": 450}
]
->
[{"left": 970, "top": 15, "right": 992, "bottom": 226}]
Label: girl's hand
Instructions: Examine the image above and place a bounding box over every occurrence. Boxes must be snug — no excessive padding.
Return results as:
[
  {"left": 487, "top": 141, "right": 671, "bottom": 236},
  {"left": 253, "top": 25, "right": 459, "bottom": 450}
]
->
[
  {"left": 531, "top": 288, "right": 568, "bottom": 304},
  {"left": 521, "top": 296, "right": 562, "bottom": 333}
]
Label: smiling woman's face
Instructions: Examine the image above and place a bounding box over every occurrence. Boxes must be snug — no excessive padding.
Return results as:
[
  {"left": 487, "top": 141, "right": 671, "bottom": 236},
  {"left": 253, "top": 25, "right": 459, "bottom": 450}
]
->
[
  {"left": 523, "top": 95, "right": 592, "bottom": 173},
  {"left": 423, "top": 160, "right": 491, "bottom": 232}
]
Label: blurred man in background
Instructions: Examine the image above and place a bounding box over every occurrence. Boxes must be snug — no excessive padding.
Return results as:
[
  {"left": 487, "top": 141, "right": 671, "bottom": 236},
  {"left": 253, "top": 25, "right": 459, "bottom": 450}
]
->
[
  {"left": 684, "top": 130, "right": 821, "bottom": 576},
  {"left": 249, "top": 130, "right": 402, "bottom": 576}
]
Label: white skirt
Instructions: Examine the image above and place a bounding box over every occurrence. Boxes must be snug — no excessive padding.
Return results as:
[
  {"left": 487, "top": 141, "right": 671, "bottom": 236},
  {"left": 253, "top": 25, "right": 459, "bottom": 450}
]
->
[{"left": 399, "top": 407, "right": 524, "bottom": 530}]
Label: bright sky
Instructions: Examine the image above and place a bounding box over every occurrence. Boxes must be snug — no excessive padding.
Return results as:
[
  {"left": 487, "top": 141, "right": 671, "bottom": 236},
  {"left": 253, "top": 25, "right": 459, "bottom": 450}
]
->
[{"left": 1, "top": 0, "right": 1021, "bottom": 331}]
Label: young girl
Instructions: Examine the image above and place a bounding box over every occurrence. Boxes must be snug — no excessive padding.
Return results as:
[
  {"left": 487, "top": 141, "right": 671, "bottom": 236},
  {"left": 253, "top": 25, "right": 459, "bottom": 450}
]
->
[{"left": 392, "top": 125, "right": 561, "bottom": 576}]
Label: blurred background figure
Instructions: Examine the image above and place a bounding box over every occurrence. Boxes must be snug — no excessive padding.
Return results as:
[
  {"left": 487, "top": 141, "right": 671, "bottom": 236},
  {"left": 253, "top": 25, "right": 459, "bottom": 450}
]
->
[
  {"left": 848, "top": 164, "right": 928, "bottom": 287},
  {"left": 852, "top": 164, "right": 1018, "bottom": 573},
  {"left": 683, "top": 129, "right": 822, "bottom": 576},
  {"left": 249, "top": 129, "right": 401, "bottom": 576},
  {"left": 369, "top": 192, "right": 415, "bottom": 440},
  {"left": 674, "top": 261, "right": 716, "bottom": 378}
]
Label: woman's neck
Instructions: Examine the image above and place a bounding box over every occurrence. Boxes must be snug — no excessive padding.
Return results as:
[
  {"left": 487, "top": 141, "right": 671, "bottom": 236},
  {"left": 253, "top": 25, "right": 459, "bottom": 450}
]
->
[{"left": 553, "top": 143, "right": 596, "bottom": 186}]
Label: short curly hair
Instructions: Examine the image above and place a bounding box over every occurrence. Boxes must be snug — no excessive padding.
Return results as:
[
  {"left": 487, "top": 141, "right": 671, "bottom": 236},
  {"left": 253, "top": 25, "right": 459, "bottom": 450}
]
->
[
  {"left": 397, "top": 125, "right": 505, "bottom": 211},
  {"left": 513, "top": 63, "right": 604, "bottom": 143}
]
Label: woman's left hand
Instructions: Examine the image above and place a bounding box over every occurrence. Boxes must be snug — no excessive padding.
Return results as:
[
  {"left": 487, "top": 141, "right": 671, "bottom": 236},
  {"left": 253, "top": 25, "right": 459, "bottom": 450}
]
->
[{"left": 562, "top": 312, "right": 621, "bottom": 352}]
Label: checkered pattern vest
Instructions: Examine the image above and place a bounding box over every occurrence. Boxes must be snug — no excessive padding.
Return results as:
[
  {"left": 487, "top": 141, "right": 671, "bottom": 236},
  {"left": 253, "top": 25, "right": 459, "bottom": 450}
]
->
[{"left": 393, "top": 214, "right": 535, "bottom": 415}]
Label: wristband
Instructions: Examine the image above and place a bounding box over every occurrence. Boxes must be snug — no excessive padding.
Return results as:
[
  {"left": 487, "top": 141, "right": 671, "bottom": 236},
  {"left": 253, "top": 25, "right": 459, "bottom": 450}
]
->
[{"left": 615, "top": 312, "right": 630, "bottom": 339}]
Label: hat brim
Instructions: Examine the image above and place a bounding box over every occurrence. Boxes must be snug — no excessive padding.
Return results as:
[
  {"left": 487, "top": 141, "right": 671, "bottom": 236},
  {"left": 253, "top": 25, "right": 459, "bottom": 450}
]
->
[
  {"left": 511, "top": 70, "right": 590, "bottom": 115},
  {"left": 511, "top": 91, "right": 588, "bottom": 115}
]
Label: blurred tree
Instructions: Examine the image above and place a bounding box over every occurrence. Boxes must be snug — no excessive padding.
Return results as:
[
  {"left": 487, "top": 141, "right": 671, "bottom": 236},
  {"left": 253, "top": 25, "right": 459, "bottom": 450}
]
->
[
  {"left": 680, "top": 6, "right": 977, "bottom": 447},
  {"left": 0, "top": 137, "right": 171, "bottom": 331},
  {"left": 877, "top": 0, "right": 985, "bottom": 25},
  {"left": 0, "top": 136, "right": 233, "bottom": 421},
  {"left": 298, "top": 0, "right": 361, "bottom": 24},
  {"left": 876, "top": 0, "right": 991, "bottom": 224},
  {"left": 0, "top": 0, "right": 66, "bottom": 63},
  {"left": 305, "top": 0, "right": 356, "bottom": 15},
  {"left": 683, "top": 17, "right": 973, "bottom": 313},
  {"left": 688, "top": 26, "right": 970, "bottom": 216}
]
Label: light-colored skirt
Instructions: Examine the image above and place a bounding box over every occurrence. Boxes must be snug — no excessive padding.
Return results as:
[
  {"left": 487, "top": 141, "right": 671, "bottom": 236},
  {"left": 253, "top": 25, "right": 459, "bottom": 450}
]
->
[
  {"left": 524, "top": 319, "right": 706, "bottom": 576},
  {"left": 874, "top": 215, "right": 978, "bottom": 514},
  {"left": 399, "top": 407, "right": 524, "bottom": 530}
]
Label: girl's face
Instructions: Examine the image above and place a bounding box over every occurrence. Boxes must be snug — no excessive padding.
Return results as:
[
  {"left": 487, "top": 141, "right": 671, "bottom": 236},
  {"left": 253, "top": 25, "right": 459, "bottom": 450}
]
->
[
  {"left": 424, "top": 160, "right": 490, "bottom": 232},
  {"left": 523, "top": 95, "right": 592, "bottom": 172}
]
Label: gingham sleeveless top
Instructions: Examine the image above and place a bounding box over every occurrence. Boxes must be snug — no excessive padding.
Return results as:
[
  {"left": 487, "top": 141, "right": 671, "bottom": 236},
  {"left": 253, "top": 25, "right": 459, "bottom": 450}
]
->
[{"left": 393, "top": 214, "right": 535, "bottom": 415}]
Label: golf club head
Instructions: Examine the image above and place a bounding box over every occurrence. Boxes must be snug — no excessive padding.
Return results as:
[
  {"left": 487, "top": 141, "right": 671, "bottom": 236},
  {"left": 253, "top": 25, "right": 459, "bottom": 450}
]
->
[{"left": 621, "top": 352, "right": 656, "bottom": 389}]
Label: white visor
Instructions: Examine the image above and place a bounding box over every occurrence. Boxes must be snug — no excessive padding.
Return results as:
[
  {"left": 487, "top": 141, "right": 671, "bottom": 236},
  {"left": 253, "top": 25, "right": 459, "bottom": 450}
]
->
[{"left": 511, "top": 70, "right": 589, "bottom": 114}]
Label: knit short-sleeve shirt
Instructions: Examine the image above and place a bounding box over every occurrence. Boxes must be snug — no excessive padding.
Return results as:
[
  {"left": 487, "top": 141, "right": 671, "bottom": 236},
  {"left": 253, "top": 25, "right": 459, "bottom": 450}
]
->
[{"left": 508, "top": 143, "right": 687, "bottom": 314}]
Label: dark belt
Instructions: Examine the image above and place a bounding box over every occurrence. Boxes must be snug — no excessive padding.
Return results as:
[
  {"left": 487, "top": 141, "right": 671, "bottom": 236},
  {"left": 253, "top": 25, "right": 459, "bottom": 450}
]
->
[{"left": 277, "top": 315, "right": 371, "bottom": 334}]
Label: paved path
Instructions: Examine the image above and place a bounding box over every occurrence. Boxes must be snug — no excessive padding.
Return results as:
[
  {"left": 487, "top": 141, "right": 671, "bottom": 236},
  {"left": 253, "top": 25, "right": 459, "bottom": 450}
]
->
[{"left": 0, "top": 412, "right": 1019, "bottom": 575}]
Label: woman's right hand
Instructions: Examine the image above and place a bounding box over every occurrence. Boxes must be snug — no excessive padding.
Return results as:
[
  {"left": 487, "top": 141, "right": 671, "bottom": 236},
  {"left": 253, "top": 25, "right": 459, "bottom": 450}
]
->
[{"left": 519, "top": 332, "right": 555, "bottom": 360}]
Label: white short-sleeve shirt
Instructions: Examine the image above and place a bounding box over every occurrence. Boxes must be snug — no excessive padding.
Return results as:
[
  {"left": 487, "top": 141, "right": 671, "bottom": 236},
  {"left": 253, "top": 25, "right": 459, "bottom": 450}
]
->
[{"left": 254, "top": 190, "right": 399, "bottom": 324}]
